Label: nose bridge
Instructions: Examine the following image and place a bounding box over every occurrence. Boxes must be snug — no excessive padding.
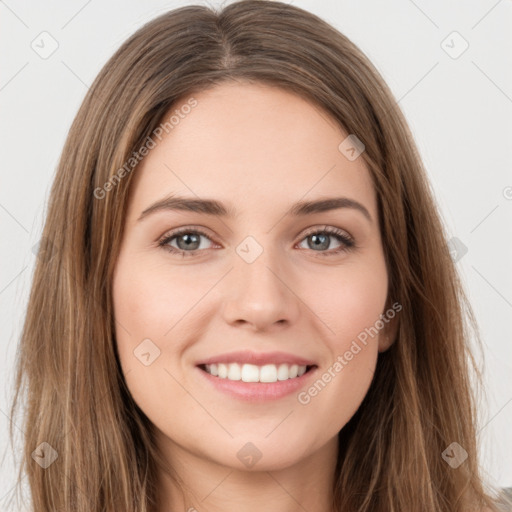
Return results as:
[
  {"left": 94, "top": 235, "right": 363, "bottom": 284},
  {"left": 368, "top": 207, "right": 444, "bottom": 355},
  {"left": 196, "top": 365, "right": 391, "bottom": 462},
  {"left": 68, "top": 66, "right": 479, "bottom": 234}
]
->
[
  {"left": 235, "top": 236, "right": 288, "bottom": 302},
  {"left": 221, "top": 235, "right": 299, "bottom": 329}
]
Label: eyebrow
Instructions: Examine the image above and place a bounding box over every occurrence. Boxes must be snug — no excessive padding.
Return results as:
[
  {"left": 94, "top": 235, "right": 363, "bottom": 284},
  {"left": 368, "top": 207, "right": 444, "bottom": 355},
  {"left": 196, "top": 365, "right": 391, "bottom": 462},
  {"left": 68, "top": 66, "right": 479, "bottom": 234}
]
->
[{"left": 137, "top": 195, "right": 372, "bottom": 223}]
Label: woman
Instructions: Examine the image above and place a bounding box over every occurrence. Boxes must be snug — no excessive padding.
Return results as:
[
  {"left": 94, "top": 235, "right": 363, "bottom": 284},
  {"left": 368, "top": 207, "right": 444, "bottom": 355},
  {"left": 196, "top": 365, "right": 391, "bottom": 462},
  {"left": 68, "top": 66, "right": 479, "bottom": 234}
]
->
[{"left": 9, "top": 1, "right": 506, "bottom": 510}]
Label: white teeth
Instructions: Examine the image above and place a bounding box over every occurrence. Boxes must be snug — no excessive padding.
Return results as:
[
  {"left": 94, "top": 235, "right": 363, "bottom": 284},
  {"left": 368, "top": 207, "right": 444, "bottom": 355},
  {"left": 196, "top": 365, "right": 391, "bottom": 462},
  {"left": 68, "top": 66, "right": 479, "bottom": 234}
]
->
[
  {"left": 227, "top": 363, "right": 241, "bottom": 381},
  {"left": 259, "top": 364, "right": 277, "bottom": 383},
  {"left": 288, "top": 364, "right": 299, "bottom": 379},
  {"left": 241, "top": 363, "right": 260, "bottom": 382},
  {"left": 218, "top": 363, "right": 228, "bottom": 378},
  {"left": 203, "top": 363, "right": 309, "bottom": 382}
]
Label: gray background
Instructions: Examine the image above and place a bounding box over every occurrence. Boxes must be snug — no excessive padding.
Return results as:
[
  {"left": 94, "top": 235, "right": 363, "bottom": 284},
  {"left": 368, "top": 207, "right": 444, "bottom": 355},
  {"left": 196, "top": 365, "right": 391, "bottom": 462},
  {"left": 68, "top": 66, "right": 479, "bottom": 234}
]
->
[{"left": 1, "top": 0, "right": 511, "bottom": 507}]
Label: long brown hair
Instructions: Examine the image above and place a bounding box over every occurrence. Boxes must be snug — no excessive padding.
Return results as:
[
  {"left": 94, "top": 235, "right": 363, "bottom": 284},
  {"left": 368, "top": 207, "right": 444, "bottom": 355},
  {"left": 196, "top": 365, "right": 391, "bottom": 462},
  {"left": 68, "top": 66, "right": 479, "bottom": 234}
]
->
[{"left": 9, "top": 1, "right": 505, "bottom": 510}]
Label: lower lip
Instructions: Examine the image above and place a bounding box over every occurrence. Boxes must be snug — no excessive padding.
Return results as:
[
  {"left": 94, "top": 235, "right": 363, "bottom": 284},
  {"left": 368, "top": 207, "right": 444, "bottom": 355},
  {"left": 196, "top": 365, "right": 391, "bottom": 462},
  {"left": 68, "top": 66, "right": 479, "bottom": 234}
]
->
[{"left": 195, "top": 365, "right": 318, "bottom": 402}]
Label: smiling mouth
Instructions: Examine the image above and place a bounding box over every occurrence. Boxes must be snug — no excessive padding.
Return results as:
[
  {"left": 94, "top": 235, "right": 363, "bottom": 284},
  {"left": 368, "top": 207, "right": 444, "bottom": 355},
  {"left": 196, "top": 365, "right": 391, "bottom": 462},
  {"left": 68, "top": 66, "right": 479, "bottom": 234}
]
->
[{"left": 197, "top": 363, "right": 317, "bottom": 383}]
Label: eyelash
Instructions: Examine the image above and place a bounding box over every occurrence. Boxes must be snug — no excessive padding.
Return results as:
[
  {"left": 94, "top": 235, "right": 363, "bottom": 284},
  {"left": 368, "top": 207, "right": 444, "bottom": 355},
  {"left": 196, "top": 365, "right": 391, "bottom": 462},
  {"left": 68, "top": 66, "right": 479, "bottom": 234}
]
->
[{"left": 157, "top": 225, "right": 356, "bottom": 258}]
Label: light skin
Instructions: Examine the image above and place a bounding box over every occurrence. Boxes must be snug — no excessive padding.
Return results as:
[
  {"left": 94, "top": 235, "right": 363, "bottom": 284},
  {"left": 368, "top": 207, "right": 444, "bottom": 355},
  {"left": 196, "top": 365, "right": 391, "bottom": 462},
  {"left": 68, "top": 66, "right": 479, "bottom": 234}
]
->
[{"left": 112, "top": 81, "right": 398, "bottom": 512}]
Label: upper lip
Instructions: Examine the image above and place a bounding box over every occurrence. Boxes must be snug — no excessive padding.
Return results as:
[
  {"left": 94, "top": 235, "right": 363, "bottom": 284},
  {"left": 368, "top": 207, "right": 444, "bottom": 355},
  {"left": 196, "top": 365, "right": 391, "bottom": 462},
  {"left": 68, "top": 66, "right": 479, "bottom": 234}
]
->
[{"left": 196, "top": 350, "right": 317, "bottom": 367}]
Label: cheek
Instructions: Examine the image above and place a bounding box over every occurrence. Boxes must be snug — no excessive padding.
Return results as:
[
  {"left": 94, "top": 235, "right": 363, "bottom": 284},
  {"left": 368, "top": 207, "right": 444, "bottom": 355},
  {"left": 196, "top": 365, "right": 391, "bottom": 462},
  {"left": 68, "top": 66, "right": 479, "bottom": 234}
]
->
[
  {"left": 113, "top": 255, "right": 207, "bottom": 342},
  {"left": 112, "top": 254, "right": 192, "bottom": 385},
  {"left": 296, "top": 260, "right": 387, "bottom": 414},
  {"left": 112, "top": 255, "right": 200, "bottom": 418},
  {"left": 297, "top": 272, "right": 384, "bottom": 431},
  {"left": 310, "top": 261, "right": 388, "bottom": 351}
]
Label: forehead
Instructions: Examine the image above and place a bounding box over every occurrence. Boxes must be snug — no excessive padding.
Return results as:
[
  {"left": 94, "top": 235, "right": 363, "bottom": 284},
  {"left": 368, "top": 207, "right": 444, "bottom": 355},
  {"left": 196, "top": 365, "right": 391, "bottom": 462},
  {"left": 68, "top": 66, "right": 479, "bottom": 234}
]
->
[{"left": 127, "top": 81, "right": 376, "bottom": 220}]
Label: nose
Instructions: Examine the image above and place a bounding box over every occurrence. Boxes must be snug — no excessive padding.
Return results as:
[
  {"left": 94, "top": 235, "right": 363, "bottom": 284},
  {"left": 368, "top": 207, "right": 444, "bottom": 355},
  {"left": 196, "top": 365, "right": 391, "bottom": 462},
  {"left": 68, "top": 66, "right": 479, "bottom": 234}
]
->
[{"left": 221, "top": 248, "right": 301, "bottom": 332}]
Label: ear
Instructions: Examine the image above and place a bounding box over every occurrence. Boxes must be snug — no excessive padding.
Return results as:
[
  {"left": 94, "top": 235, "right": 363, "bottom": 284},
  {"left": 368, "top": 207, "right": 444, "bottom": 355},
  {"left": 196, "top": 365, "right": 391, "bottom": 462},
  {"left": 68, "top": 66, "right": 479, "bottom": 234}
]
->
[{"left": 377, "top": 301, "right": 400, "bottom": 353}]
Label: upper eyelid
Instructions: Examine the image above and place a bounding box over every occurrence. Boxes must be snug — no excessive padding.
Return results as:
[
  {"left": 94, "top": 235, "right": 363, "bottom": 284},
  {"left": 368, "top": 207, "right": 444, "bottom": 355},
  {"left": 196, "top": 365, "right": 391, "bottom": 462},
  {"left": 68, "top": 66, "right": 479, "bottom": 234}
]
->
[
  {"left": 159, "top": 225, "right": 217, "bottom": 243},
  {"left": 301, "top": 225, "right": 351, "bottom": 237}
]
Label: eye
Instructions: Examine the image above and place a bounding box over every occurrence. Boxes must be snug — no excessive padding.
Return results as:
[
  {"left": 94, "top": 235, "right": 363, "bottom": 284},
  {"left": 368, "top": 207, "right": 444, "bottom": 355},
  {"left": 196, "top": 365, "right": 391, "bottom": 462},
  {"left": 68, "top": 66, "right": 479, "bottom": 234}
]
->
[
  {"left": 158, "top": 227, "right": 217, "bottom": 257},
  {"left": 296, "top": 226, "right": 355, "bottom": 256},
  {"left": 157, "top": 225, "right": 356, "bottom": 257}
]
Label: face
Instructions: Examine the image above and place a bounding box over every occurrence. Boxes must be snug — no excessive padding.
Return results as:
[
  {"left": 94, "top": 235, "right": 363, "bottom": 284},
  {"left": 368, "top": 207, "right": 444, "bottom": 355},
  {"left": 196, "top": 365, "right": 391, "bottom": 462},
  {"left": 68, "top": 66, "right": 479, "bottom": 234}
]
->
[{"left": 112, "top": 81, "right": 395, "bottom": 473}]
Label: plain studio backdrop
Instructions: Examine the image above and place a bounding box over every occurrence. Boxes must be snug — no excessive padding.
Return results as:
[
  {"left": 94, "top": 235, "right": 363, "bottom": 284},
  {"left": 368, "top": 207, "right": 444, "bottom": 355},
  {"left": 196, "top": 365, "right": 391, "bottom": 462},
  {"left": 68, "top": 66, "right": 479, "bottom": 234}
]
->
[{"left": 0, "top": 0, "right": 511, "bottom": 507}]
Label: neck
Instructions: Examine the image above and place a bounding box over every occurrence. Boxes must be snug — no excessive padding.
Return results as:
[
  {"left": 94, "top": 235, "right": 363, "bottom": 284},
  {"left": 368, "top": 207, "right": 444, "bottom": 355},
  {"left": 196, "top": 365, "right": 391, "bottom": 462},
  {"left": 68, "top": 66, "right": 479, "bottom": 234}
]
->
[{"left": 156, "top": 434, "right": 338, "bottom": 512}]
